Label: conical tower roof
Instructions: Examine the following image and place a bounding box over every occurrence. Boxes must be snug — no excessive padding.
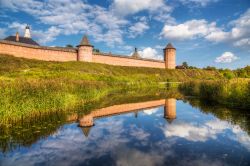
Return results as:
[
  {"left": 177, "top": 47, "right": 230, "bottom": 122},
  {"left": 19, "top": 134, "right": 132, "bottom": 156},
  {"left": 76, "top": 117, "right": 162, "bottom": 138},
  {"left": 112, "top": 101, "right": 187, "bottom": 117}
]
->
[
  {"left": 164, "top": 117, "right": 176, "bottom": 124},
  {"left": 132, "top": 47, "right": 140, "bottom": 58},
  {"left": 81, "top": 126, "right": 92, "bottom": 137},
  {"left": 77, "top": 35, "right": 93, "bottom": 47},
  {"left": 165, "top": 43, "right": 176, "bottom": 50}
]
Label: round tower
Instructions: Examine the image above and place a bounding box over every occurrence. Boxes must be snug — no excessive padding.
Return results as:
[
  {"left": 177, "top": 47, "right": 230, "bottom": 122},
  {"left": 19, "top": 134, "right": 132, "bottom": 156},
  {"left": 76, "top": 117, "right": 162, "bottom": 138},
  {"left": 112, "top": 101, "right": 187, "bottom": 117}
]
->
[
  {"left": 164, "top": 43, "right": 176, "bottom": 69},
  {"left": 77, "top": 35, "right": 93, "bottom": 62}
]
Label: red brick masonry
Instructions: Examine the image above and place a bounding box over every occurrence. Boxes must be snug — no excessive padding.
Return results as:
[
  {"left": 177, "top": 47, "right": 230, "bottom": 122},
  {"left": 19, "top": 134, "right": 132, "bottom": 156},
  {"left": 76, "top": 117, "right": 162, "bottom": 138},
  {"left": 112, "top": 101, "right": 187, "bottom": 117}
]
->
[
  {"left": 0, "top": 40, "right": 167, "bottom": 69},
  {"left": 78, "top": 98, "right": 176, "bottom": 127}
]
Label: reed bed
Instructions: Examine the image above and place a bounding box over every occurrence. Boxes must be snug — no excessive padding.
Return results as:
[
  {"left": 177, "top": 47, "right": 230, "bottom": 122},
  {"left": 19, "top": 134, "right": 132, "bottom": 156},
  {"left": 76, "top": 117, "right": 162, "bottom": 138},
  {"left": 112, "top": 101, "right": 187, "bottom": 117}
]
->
[{"left": 179, "top": 79, "right": 250, "bottom": 109}]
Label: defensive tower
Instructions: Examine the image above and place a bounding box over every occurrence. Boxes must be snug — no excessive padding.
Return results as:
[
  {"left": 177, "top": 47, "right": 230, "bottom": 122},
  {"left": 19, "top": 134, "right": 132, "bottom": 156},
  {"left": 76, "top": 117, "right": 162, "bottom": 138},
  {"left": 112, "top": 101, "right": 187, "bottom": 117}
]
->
[
  {"left": 77, "top": 35, "right": 93, "bottom": 62},
  {"left": 164, "top": 43, "right": 176, "bottom": 69}
]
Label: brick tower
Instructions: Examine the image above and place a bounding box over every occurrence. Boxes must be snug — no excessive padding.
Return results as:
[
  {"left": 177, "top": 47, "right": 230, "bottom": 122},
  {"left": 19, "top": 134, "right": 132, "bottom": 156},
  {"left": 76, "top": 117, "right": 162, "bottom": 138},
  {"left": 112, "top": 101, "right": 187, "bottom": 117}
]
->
[
  {"left": 77, "top": 35, "right": 93, "bottom": 62},
  {"left": 164, "top": 43, "right": 176, "bottom": 69}
]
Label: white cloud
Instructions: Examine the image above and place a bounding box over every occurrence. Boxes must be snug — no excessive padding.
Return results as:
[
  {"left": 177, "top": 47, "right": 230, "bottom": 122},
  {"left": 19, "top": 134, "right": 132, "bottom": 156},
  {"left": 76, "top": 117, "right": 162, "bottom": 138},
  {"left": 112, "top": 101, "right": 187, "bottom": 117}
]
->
[
  {"left": 161, "top": 118, "right": 250, "bottom": 151},
  {"left": 129, "top": 125, "right": 150, "bottom": 141},
  {"left": 179, "top": 0, "right": 220, "bottom": 7},
  {"left": 162, "top": 121, "right": 222, "bottom": 142},
  {"left": 138, "top": 47, "right": 163, "bottom": 60},
  {"left": 1, "top": 0, "right": 175, "bottom": 48},
  {"left": 161, "top": 19, "right": 220, "bottom": 40},
  {"left": 143, "top": 108, "right": 159, "bottom": 115},
  {"left": 0, "top": 0, "right": 44, "bottom": 13},
  {"left": 128, "top": 20, "right": 149, "bottom": 38},
  {"left": 110, "top": 0, "right": 174, "bottom": 25},
  {"left": 161, "top": 9, "right": 250, "bottom": 51},
  {"left": 207, "top": 9, "right": 250, "bottom": 46},
  {"left": 205, "top": 30, "right": 229, "bottom": 42},
  {"left": 215, "top": 52, "right": 239, "bottom": 63},
  {"left": 234, "top": 38, "right": 250, "bottom": 47},
  {"left": 115, "top": 146, "right": 164, "bottom": 166},
  {"left": 0, "top": 28, "right": 6, "bottom": 38},
  {"left": 1, "top": 0, "right": 129, "bottom": 46},
  {"left": 33, "top": 26, "right": 61, "bottom": 44},
  {"left": 111, "top": 0, "right": 168, "bottom": 16},
  {"left": 8, "top": 22, "right": 27, "bottom": 34},
  {"left": 230, "top": 9, "right": 250, "bottom": 48}
]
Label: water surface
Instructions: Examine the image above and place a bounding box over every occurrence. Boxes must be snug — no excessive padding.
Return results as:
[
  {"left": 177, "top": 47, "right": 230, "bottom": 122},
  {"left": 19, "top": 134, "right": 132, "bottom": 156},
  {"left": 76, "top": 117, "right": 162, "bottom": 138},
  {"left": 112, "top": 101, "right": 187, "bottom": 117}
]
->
[{"left": 0, "top": 98, "right": 250, "bottom": 166}]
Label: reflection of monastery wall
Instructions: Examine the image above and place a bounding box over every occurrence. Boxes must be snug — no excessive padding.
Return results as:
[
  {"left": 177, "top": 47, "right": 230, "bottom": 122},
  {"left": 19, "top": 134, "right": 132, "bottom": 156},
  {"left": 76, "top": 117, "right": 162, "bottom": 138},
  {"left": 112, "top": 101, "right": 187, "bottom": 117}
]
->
[
  {"left": 0, "top": 35, "right": 176, "bottom": 69},
  {"left": 79, "top": 99, "right": 176, "bottom": 127}
]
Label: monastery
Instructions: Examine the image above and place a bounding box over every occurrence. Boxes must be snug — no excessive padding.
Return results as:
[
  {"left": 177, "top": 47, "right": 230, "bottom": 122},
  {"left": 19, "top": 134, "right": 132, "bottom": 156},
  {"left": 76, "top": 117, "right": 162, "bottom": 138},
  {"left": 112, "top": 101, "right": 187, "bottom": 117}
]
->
[{"left": 0, "top": 26, "right": 176, "bottom": 69}]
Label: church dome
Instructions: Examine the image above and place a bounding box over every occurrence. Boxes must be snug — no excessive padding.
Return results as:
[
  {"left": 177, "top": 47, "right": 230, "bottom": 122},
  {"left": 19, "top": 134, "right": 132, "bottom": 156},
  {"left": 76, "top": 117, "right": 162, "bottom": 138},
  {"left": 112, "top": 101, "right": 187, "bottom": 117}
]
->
[{"left": 131, "top": 47, "right": 140, "bottom": 58}]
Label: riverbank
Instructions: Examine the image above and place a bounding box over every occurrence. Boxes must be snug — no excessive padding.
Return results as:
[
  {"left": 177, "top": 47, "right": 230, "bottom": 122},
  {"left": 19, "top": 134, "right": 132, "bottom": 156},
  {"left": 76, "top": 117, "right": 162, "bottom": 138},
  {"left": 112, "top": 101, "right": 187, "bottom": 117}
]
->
[
  {"left": 179, "top": 79, "right": 250, "bottom": 109},
  {"left": 0, "top": 54, "right": 223, "bottom": 122}
]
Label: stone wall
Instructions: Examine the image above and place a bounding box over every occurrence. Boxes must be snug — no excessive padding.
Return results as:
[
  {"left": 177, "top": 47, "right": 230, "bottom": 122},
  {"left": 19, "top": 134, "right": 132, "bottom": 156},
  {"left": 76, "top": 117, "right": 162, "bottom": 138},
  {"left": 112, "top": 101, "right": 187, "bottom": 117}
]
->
[
  {"left": 0, "top": 40, "right": 77, "bottom": 61},
  {"left": 93, "top": 53, "right": 165, "bottom": 69},
  {"left": 0, "top": 40, "right": 166, "bottom": 69}
]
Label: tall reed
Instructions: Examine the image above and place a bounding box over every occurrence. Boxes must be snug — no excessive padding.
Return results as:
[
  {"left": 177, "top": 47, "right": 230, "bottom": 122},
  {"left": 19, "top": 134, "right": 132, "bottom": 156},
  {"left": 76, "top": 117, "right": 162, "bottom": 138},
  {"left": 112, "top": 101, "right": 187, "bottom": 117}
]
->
[{"left": 179, "top": 79, "right": 250, "bottom": 109}]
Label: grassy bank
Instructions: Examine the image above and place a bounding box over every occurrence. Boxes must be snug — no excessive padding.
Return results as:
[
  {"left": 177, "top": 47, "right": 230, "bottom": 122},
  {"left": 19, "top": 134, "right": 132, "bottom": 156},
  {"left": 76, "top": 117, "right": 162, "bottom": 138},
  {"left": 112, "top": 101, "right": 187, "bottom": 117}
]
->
[
  {"left": 0, "top": 79, "right": 111, "bottom": 123},
  {"left": 0, "top": 54, "right": 225, "bottom": 122},
  {"left": 0, "top": 54, "right": 223, "bottom": 82},
  {"left": 179, "top": 79, "right": 250, "bottom": 109}
]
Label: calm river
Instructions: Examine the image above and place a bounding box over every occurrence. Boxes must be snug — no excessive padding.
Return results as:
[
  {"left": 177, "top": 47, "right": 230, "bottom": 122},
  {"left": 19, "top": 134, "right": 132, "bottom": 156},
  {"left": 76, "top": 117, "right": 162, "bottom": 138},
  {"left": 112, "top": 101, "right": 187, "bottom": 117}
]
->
[{"left": 0, "top": 97, "right": 250, "bottom": 166}]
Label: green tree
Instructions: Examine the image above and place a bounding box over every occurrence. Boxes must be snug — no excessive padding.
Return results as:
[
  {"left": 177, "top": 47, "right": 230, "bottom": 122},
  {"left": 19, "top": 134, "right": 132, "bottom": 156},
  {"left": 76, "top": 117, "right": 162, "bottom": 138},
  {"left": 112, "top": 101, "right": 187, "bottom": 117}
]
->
[
  {"left": 223, "top": 69, "right": 235, "bottom": 79},
  {"left": 93, "top": 49, "right": 100, "bottom": 53},
  {"left": 204, "top": 66, "right": 217, "bottom": 71},
  {"left": 66, "top": 44, "right": 73, "bottom": 48},
  {"left": 182, "top": 62, "right": 188, "bottom": 68}
]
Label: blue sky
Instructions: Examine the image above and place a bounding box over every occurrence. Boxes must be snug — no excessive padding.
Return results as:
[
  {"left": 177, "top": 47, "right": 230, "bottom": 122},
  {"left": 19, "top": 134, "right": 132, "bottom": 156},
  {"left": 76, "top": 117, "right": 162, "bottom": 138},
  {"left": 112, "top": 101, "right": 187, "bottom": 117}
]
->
[{"left": 0, "top": 0, "right": 249, "bottom": 69}]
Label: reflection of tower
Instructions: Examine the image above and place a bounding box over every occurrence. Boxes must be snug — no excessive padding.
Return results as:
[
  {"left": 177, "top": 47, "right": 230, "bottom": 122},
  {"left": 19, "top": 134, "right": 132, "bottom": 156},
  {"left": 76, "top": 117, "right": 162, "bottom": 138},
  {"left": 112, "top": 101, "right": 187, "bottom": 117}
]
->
[
  {"left": 164, "top": 98, "right": 176, "bottom": 123},
  {"left": 79, "top": 114, "right": 94, "bottom": 138},
  {"left": 134, "top": 111, "right": 138, "bottom": 118},
  {"left": 81, "top": 126, "right": 92, "bottom": 137},
  {"left": 79, "top": 114, "right": 94, "bottom": 127}
]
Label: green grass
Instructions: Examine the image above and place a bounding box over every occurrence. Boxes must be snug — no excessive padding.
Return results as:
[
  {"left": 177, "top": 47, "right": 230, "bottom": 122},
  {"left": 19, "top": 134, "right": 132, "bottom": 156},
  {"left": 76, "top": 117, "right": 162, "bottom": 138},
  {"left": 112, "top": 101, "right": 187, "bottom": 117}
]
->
[
  {"left": 179, "top": 79, "right": 250, "bottom": 109},
  {"left": 0, "top": 54, "right": 224, "bottom": 122},
  {"left": 0, "top": 54, "right": 223, "bottom": 82}
]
